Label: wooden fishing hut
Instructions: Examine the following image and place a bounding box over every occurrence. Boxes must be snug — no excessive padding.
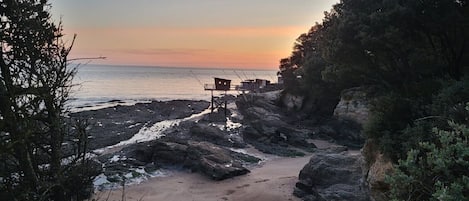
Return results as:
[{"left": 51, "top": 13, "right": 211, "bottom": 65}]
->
[{"left": 204, "top": 78, "right": 232, "bottom": 116}]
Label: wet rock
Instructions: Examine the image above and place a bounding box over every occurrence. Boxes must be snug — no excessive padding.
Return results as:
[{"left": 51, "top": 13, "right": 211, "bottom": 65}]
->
[
  {"left": 152, "top": 141, "right": 189, "bottom": 164},
  {"left": 190, "top": 124, "right": 245, "bottom": 148},
  {"left": 185, "top": 141, "right": 250, "bottom": 180},
  {"left": 71, "top": 100, "right": 209, "bottom": 150},
  {"left": 97, "top": 152, "right": 153, "bottom": 181},
  {"left": 120, "top": 139, "right": 256, "bottom": 181},
  {"left": 249, "top": 141, "right": 306, "bottom": 157},
  {"left": 294, "top": 151, "right": 369, "bottom": 201},
  {"left": 122, "top": 140, "right": 188, "bottom": 165}
]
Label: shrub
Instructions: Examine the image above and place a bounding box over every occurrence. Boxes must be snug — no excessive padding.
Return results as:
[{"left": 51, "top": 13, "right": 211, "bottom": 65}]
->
[
  {"left": 386, "top": 118, "right": 469, "bottom": 201},
  {"left": 364, "top": 93, "right": 418, "bottom": 161}
]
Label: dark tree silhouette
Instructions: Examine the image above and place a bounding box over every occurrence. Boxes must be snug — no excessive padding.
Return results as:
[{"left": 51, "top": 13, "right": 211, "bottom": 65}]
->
[{"left": 0, "top": 0, "right": 98, "bottom": 200}]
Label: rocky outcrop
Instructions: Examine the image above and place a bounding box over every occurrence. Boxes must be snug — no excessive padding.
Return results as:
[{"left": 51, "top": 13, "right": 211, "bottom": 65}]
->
[
  {"left": 236, "top": 93, "right": 316, "bottom": 156},
  {"left": 185, "top": 141, "right": 252, "bottom": 180},
  {"left": 333, "top": 87, "right": 373, "bottom": 126},
  {"left": 332, "top": 88, "right": 393, "bottom": 200},
  {"left": 189, "top": 124, "right": 245, "bottom": 148},
  {"left": 72, "top": 100, "right": 210, "bottom": 150},
  {"left": 362, "top": 140, "right": 393, "bottom": 201},
  {"left": 117, "top": 139, "right": 259, "bottom": 181},
  {"left": 294, "top": 149, "right": 370, "bottom": 201},
  {"left": 310, "top": 119, "right": 364, "bottom": 148}
]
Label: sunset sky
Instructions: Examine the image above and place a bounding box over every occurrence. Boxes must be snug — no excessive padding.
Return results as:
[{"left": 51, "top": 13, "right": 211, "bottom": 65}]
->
[{"left": 50, "top": 0, "right": 337, "bottom": 69}]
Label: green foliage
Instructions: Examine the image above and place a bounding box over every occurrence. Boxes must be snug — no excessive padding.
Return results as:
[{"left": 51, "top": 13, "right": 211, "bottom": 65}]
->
[
  {"left": 364, "top": 93, "right": 433, "bottom": 161},
  {"left": 386, "top": 120, "right": 469, "bottom": 201},
  {"left": 278, "top": 0, "right": 469, "bottom": 200},
  {"left": 432, "top": 78, "right": 469, "bottom": 123},
  {"left": 278, "top": 24, "right": 342, "bottom": 116}
]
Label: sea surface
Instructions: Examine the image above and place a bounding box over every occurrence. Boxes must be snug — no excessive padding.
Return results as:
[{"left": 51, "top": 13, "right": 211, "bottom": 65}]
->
[{"left": 69, "top": 64, "right": 277, "bottom": 110}]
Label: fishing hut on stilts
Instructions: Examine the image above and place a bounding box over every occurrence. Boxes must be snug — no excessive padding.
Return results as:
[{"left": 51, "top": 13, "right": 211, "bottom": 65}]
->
[{"left": 204, "top": 78, "right": 232, "bottom": 119}]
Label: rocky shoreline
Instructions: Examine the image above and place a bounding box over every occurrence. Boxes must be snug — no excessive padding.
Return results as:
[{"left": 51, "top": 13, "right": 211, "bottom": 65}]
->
[
  {"left": 71, "top": 100, "right": 210, "bottom": 151},
  {"left": 82, "top": 91, "right": 372, "bottom": 200}
]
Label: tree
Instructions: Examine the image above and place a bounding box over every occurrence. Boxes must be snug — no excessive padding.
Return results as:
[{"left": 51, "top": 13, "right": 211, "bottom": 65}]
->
[
  {"left": 0, "top": 0, "right": 98, "bottom": 200},
  {"left": 321, "top": 0, "right": 469, "bottom": 90}
]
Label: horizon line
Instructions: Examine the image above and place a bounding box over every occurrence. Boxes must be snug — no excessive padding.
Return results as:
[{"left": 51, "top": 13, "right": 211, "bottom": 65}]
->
[{"left": 69, "top": 62, "right": 279, "bottom": 71}]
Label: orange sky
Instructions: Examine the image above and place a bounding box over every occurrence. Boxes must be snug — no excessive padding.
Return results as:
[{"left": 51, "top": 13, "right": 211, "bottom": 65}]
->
[{"left": 52, "top": 0, "right": 338, "bottom": 70}]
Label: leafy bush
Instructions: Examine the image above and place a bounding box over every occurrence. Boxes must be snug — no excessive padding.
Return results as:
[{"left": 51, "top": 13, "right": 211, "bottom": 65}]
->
[
  {"left": 365, "top": 78, "right": 469, "bottom": 161},
  {"left": 386, "top": 118, "right": 469, "bottom": 201},
  {"left": 364, "top": 93, "right": 421, "bottom": 161}
]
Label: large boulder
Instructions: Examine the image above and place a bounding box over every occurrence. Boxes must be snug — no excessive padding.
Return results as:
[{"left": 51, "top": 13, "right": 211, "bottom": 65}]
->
[
  {"left": 190, "top": 124, "right": 245, "bottom": 148},
  {"left": 151, "top": 141, "right": 189, "bottom": 164},
  {"left": 294, "top": 150, "right": 369, "bottom": 201},
  {"left": 119, "top": 139, "right": 257, "bottom": 181},
  {"left": 185, "top": 141, "right": 251, "bottom": 180},
  {"left": 236, "top": 93, "right": 315, "bottom": 155}
]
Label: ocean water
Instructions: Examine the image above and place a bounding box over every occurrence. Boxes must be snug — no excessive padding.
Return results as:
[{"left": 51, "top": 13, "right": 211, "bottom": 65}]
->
[{"left": 68, "top": 64, "right": 278, "bottom": 110}]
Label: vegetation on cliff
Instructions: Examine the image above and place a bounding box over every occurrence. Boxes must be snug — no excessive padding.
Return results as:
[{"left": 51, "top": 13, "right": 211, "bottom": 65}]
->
[{"left": 279, "top": 0, "right": 468, "bottom": 200}]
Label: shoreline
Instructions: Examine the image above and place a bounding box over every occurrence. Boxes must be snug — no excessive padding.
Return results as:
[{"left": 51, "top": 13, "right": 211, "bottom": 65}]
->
[
  {"left": 70, "top": 99, "right": 211, "bottom": 151},
  {"left": 80, "top": 93, "right": 364, "bottom": 201},
  {"left": 96, "top": 152, "right": 310, "bottom": 201}
]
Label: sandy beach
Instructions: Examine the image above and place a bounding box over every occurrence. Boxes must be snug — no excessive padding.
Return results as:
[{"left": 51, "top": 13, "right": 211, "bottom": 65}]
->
[
  {"left": 95, "top": 140, "right": 338, "bottom": 201},
  {"left": 95, "top": 153, "right": 312, "bottom": 201}
]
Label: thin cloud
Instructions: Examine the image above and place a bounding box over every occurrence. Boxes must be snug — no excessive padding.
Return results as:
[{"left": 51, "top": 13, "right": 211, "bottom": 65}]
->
[{"left": 111, "top": 48, "right": 214, "bottom": 56}]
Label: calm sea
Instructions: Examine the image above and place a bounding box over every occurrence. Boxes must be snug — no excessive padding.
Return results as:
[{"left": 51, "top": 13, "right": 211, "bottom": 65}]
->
[{"left": 68, "top": 64, "right": 278, "bottom": 110}]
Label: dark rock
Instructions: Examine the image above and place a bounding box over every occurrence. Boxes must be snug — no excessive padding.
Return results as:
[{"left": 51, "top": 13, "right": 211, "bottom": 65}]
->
[
  {"left": 121, "top": 142, "right": 153, "bottom": 163},
  {"left": 201, "top": 108, "right": 231, "bottom": 122},
  {"left": 310, "top": 119, "right": 365, "bottom": 148},
  {"left": 121, "top": 140, "right": 188, "bottom": 165},
  {"left": 294, "top": 152, "right": 369, "bottom": 201},
  {"left": 71, "top": 100, "right": 209, "bottom": 151},
  {"left": 119, "top": 139, "right": 256, "bottom": 181},
  {"left": 151, "top": 141, "right": 188, "bottom": 164},
  {"left": 190, "top": 124, "right": 245, "bottom": 148},
  {"left": 248, "top": 141, "right": 306, "bottom": 157},
  {"left": 97, "top": 152, "right": 151, "bottom": 179},
  {"left": 236, "top": 94, "right": 316, "bottom": 155},
  {"left": 185, "top": 141, "right": 250, "bottom": 180}
]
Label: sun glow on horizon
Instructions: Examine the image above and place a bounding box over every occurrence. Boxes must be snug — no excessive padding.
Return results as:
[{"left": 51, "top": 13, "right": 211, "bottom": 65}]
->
[{"left": 52, "top": 0, "right": 338, "bottom": 70}]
